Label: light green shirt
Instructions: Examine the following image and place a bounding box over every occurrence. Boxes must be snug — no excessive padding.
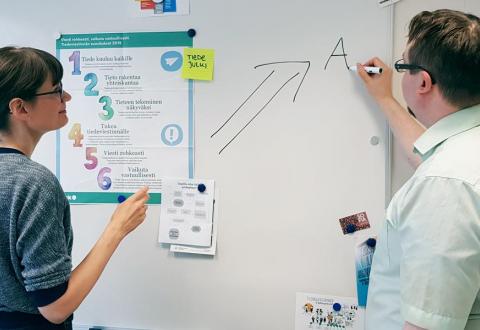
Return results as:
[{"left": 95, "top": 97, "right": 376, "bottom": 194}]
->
[{"left": 366, "top": 104, "right": 480, "bottom": 330}]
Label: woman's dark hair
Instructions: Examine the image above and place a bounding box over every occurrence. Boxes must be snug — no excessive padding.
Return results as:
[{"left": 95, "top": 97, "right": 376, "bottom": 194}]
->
[
  {"left": 0, "top": 47, "right": 63, "bottom": 131},
  {"left": 407, "top": 9, "right": 480, "bottom": 108}
]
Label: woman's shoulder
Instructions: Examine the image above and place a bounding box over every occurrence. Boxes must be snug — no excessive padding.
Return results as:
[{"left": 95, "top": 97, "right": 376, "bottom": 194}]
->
[{"left": 7, "top": 155, "right": 61, "bottom": 190}]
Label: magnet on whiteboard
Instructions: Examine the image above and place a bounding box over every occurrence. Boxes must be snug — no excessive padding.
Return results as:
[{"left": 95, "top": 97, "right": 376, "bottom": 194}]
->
[
  {"left": 370, "top": 136, "right": 380, "bottom": 145},
  {"left": 117, "top": 195, "right": 126, "bottom": 203},
  {"left": 187, "top": 29, "right": 197, "bottom": 38},
  {"left": 197, "top": 183, "right": 206, "bottom": 193},
  {"left": 54, "top": 32, "right": 62, "bottom": 40},
  {"left": 333, "top": 303, "right": 342, "bottom": 311},
  {"left": 346, "top": 223, "right": 357, "bottom": 234},
  {"left": 366, "top": 238, "right": 377, "bottom": 248}
]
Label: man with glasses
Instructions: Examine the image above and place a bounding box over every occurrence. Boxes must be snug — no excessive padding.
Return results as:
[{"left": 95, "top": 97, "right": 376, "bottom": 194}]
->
[{"left": 354, "top": 9, "right": 480, "bottom": 330}]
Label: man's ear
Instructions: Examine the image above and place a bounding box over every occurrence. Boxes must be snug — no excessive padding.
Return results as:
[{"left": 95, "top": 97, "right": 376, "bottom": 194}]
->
[
  {"left": 417, "top": 71, "right": 434, "bottom": 95},
  {"left": 8, "top": 98, "right": 29, "bottom": 121}
]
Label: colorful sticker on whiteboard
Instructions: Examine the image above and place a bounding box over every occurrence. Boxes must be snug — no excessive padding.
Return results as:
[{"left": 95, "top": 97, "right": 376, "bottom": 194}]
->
[{"left": 137, "top": 0, "right": 189, "bottom": 17}]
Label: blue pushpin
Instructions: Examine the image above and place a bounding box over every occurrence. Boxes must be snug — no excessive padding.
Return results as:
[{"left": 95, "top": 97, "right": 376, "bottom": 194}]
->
[
  {"left": 345, "top": 223, "right": 357, "bottom": 234},
  {"left": 333, "top": 303, "right": 342, "bottom": 312},
  {"left": 366, "top": 238, "right": 377, "bottom": 248},
  {"left": 187, "top": 29, "right": 196, "bottom": 38},
  {"left": 197, "top": 183, "right": 206, "bottom": 193},
  {"left": 117, "top": 195, "right": 126, "bottom": 203}
]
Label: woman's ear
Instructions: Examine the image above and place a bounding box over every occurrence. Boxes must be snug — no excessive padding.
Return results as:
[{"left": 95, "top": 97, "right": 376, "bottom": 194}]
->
[{"left": 8, "top": 98, "right": 29, "bottom": 121}]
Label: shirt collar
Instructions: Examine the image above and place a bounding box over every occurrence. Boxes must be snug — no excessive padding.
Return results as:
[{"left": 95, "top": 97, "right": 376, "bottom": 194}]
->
[
  {"left": 0, "top": 147, "right": 25, "bottom": 155},
  {"left": 413, "top": 104, "right": 480, "bottom": 160}
]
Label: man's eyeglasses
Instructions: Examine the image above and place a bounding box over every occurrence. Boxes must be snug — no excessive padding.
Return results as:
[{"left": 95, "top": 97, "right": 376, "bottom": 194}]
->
[
  {"left": 33, "top": 84, "right": 65, "bottom": 100},
  {"left": 394, "top": 59, "right": 436, "bottom": 84}
]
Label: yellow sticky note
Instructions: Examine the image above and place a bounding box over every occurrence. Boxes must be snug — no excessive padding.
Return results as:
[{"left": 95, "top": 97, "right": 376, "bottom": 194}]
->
[{"left": 182, "top": 48, "right": 215, "bottom": 81}]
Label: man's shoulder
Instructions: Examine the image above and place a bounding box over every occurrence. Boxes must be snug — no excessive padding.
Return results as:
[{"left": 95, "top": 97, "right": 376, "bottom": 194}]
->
[{"left": 416, "top": 125, "right": 480, "bottom": 186}]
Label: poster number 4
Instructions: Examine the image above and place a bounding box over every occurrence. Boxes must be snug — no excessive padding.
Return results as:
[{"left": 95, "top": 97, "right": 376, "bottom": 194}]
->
[{"left": 68, "top": 123, "right": 84, "bottom": 147}]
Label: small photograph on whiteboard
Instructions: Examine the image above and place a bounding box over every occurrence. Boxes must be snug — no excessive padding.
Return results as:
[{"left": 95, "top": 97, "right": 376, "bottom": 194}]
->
[
  {"left": 339, "top": 211, "right": 370, "bottom": 235},
  {"left": 378, "top": 0, "right": 402, "bottom": 7},
  {"left": 295, "top": 293, "right": 364, "bottom": 330},
  {"left": 158, "top": 178, "right": 214, "bottom": 247}
]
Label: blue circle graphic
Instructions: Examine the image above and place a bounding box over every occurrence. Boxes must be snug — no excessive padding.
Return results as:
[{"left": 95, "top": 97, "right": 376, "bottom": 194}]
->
[
  {"left": 161, "top": 51, "right": 183, "bottom": 72},
  {"left": 161, "top": 124, "right": 183, "bottom": 146}
]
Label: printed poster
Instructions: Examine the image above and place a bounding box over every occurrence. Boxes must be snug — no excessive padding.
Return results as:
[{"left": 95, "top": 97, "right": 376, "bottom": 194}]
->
[{"left": 56, "top": 32, "right": 194, "bottom": 204}]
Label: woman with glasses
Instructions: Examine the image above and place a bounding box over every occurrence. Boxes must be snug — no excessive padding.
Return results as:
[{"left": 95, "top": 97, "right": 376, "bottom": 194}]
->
[
  {"left": 0, "top": 47, "right": 149, "bottom": 329},
  {"left": 354, "top": 9, "right": 480, "bottom": 330}
]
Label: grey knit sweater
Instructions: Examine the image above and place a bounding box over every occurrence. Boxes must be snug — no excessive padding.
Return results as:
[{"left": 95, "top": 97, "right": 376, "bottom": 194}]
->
[{"left": 0, "top": 151, "right": 73, "bottom": 313}]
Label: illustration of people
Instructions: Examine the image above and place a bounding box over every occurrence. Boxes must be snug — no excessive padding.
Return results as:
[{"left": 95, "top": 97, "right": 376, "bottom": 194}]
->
[
  {"left": 304, "top": 302, "right": 314, "bottom": 313},
  {"left": 316, "top": 308, "right": 324, "bottom": 325},
  {"left": 327, "top": 312, "right": 333, "bottom": 325}
]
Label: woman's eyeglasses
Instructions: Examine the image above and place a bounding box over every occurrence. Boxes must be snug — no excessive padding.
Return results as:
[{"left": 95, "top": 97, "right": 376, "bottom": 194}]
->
[
  {"left": 394, "top": 59, "right": 436, "bottom": 84},
  {"left": 33, "top": 84, "right": 65, "bottom": 100}
]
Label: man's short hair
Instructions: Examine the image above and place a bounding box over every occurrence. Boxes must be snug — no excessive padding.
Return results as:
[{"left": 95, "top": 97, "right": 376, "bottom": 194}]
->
[{"left": 408, "top": 9, "right": 480, "bottom": 108}]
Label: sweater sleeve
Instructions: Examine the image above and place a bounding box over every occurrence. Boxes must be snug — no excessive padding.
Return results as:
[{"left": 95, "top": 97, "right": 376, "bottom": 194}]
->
[{"left": 14, "top": 169, "right": 72, "bottom": 295}]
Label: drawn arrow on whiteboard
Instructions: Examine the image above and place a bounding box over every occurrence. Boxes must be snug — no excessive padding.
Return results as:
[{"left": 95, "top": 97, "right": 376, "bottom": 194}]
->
[{"left": 211, "top": 61, "right": 311, "bottom": 155}]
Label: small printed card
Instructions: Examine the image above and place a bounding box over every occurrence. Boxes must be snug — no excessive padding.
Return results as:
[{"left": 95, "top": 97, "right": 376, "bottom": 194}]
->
[{"left": 339, "top": 211, "right": 370, "bottom": 235}]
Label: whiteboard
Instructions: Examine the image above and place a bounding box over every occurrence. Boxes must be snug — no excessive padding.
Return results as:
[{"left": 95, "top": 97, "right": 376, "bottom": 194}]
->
[{"left": 0, "top": 1, "right": 391, "bottom": 329}]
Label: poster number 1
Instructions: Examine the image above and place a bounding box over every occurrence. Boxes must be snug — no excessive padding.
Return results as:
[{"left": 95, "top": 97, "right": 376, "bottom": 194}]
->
[{"left": 69, "top": 51, "right": 81, "bottom": 76}]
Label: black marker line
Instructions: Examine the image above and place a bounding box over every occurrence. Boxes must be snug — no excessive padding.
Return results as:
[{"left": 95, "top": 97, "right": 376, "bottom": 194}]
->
[
  {"left": 324, "top": 37, "right": 350, "bottom": 70},
  {"left": 218, "top": 72, "right": 300, "bottom": 155},
  {"left": 254, "top": 61, "right": 310, "bottom": 102},
  {"left": 211, "top": 70, "right": 275, "bottom": 138}
]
